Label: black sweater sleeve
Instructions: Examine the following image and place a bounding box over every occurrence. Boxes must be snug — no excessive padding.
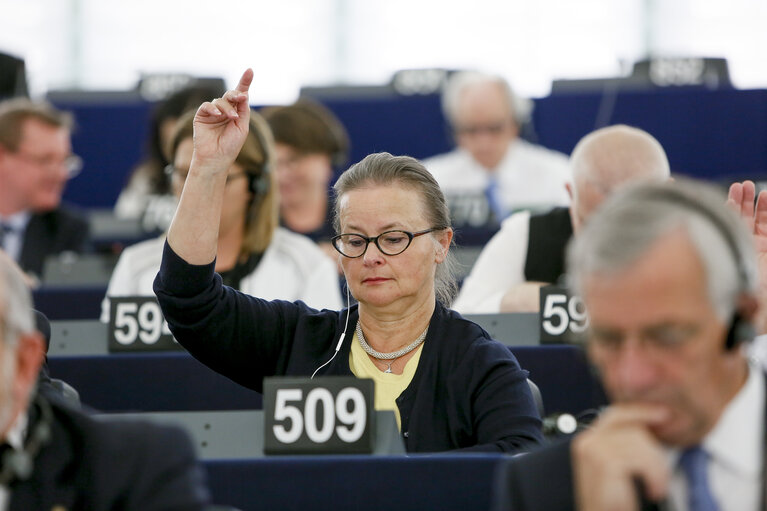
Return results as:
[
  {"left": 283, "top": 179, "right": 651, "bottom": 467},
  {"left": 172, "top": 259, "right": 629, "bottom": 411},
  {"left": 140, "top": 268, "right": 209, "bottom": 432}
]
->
[{"left": 153, "top": 241, "right": 342, "bottom": 391}]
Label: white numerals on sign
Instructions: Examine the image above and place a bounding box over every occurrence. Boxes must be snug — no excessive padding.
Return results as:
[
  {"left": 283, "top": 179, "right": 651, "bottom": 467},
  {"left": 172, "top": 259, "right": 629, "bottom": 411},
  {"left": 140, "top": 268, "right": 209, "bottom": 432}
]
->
[
  {"left": 112, "top": 300, "right": 171, "bottom": 346},
  {"left": 335, "top": 387, "right": 367, "bottom": 442},
  {"left": 114, "top": 302, "right": 139, "bottom": 345},
  {"left": 568, "top": 296, "right": 589, "bottom": 334},
  {"left": 542, "top": 294, "right": 589, "bottom": 336},
  {"left": 272, "top": 387, "right": 367, "bottom": 445},
  {"left": 542, "top": 294, "right": 569, "bottom": 336}
]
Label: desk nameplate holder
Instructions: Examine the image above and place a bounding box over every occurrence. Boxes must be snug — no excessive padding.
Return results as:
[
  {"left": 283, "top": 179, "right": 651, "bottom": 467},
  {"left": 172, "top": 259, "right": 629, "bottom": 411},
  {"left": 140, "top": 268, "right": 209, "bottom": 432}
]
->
[
  {"left": 108, "top": 296, "right": 182, "bottom": 353},
  {"left": 264, "top": 376, "right": 403, "bottom": 456},
  {"left": 97, "top": 408, "right": 404, "bottom": 459},
  {"left": 539, "top": 285, "right": 588, "bottom": 345}
]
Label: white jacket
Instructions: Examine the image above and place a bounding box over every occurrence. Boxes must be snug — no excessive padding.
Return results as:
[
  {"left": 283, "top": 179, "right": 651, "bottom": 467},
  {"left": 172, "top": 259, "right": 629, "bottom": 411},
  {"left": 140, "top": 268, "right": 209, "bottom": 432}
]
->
[{"left": 101, "top": 227, "right": 343, "bottom": 322}]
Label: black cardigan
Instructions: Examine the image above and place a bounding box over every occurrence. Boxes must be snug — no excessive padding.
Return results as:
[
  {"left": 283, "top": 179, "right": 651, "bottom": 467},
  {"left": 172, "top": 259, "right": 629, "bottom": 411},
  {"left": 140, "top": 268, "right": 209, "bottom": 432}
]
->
[{"left": 154, "top": 242, "right": 543, "bottom": 453}]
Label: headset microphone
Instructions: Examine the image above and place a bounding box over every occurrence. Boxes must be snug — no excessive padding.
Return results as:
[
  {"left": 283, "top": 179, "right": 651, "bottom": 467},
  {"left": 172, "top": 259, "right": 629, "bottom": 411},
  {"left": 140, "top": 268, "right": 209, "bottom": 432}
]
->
[{"left": 311, "top": 281, "right": 351, "bottom": 379}]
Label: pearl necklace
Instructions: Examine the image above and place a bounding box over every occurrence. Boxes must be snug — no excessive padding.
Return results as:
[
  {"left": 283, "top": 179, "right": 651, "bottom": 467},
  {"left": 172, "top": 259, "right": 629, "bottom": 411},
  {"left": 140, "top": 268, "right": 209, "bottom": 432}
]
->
[{"left": 355, "top": 321, "right": 428, "bottom": 373}]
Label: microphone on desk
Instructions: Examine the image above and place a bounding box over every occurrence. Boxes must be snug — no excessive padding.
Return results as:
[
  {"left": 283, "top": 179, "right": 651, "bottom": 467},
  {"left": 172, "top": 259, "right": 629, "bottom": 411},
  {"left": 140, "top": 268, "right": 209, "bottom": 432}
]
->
[
  {"left": 542, "top": 413, "right": 578, "bottom": 437},
  {"left": 542, "top": 408, "right": 603, "bottom": 437}
]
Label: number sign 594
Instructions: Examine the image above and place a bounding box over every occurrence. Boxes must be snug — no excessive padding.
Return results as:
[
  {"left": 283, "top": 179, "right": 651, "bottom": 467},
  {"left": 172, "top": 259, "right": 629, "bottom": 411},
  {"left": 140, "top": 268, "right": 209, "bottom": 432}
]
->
[{"left": 108, "top": 296, "right": 178, "bottom": 352}]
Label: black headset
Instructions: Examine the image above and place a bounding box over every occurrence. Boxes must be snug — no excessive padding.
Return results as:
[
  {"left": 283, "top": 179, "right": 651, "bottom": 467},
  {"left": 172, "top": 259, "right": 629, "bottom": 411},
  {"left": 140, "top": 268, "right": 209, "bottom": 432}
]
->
[
  {"left": 0, "top": 394, "right": 53, "bottom": 486},
  {"left": 635, "top": 185, "right": 756, "bottom": 351}
]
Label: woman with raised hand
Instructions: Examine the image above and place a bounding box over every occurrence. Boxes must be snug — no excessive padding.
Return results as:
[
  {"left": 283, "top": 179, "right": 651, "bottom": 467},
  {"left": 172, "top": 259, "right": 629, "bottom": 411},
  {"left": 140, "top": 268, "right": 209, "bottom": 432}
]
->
[
  {"left": 154, "top": 69, "right": 543, "bottom": 452},
  {"left": 103, "top": 104, "right": 342, "bottom": 321}
]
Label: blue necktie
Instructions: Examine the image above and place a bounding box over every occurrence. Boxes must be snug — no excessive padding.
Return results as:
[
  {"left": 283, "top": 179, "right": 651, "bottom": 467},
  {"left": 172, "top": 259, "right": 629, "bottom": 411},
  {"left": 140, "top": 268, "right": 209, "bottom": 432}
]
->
[
  {"left": 679, "top": 446, "right": 719, "bottom": 511},
  {"left": 484, "top": 175, "right": 507, "bottom": 223},
  {"left": 0, "top": 223, "right": 12, "bottom": 249}
]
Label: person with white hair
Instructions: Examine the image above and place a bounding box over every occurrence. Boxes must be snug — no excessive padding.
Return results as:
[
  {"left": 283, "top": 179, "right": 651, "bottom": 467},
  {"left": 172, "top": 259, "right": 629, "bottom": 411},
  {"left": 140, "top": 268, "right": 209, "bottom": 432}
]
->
[
  {"left": 423, "top": 71, "right": 570, "bottom": 229},
  {"left": 0, "top": 252, "right": 211, "bottom": 509},
  {"left": 494, "top": 178, "right": 765, "bottom": 510},
  {"left": 453, "top": 124, "right": 670, "bottom": 313}
]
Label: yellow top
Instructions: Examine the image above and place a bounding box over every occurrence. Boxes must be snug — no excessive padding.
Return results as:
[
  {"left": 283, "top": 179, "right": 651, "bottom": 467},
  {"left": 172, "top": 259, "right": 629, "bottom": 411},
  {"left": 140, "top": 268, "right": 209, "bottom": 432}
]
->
[{"left": 348, "top": 330, "right": 424, "bottom": 430}]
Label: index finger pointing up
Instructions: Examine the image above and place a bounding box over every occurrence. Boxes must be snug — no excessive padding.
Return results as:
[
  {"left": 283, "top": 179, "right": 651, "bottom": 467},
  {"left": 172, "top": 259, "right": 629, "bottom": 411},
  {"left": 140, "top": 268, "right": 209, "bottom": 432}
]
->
[{"left": 237, "top": 68, "right": 254, "bottom": 94}]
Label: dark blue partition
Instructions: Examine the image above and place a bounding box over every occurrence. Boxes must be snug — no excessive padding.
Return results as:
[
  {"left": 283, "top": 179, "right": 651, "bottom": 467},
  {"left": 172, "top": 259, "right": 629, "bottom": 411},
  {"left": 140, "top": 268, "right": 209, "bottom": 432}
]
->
[
  {"left": 48, "top": 345, "right": 602, "bottom": 416},
  {"left": 33, "top": 285, "right": 107, "bottom": 320},
  {"left": 51, "top": 97, "right": 153, "bottom": 209},
  {"left": 534, "top": 87, "right": 767, "bottom": 182},
  {"left": 204, "top": 454, "right": 504, "bottom": 511},
  {"left": 48, "top": 352, "right": 262, "bottom": 413},
  {"left": 52, "top": 86, "right": 767, "bottom": 214}
]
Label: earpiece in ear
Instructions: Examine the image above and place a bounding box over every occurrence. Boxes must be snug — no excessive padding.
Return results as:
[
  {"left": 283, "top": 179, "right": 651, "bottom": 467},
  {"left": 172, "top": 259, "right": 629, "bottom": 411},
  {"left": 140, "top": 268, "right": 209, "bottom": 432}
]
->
[{"left": 725, "top": 311, "right": 756, "bottom": 351}]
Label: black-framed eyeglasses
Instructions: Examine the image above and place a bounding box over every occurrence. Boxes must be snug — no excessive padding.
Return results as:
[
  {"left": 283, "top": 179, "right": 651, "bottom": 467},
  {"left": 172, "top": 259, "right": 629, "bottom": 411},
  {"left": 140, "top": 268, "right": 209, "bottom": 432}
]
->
[{"left": 331, "top": 227, "right": 445, "bottom": 258}]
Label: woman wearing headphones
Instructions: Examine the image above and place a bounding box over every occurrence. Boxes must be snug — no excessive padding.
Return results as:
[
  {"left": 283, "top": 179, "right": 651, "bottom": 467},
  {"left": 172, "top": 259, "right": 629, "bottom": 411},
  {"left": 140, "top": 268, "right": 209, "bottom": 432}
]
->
[{"left": 101, "top": 109, "right": 343, "bottom": 321}]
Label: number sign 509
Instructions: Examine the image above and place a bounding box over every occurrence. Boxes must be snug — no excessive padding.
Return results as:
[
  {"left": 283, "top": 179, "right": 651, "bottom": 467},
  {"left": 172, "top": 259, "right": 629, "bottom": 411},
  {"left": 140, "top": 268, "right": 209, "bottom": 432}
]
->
[{"left": 273, "top": 387, "right": 367, "bottom": 444}]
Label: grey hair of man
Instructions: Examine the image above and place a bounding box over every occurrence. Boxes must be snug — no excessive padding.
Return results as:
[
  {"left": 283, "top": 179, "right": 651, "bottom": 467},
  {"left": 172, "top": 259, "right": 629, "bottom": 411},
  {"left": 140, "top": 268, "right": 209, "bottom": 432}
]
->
[
  {"left": 333, "top": 152, "right": 458, "bottom": 305},
  {"left": 569, "top": 124, "right": 671, "bottom": 203},
  {"left": 567, "top": 179, "right": 757, "bottom": 323},
  {"left": 0, "top": 255, "right": 35, "bottom": 348},
  {"left": 441, "top": 71, "right": 532, "bottom": 129}
]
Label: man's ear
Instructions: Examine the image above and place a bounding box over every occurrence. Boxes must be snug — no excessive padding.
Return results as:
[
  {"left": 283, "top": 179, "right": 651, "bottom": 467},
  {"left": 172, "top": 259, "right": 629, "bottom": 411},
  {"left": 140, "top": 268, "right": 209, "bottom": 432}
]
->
[
  {"left": 565, "top": 181, "right": 574, "bottom": 202},
  {"left": 13, "top": 332, "right": 45, "bottom": 397}
]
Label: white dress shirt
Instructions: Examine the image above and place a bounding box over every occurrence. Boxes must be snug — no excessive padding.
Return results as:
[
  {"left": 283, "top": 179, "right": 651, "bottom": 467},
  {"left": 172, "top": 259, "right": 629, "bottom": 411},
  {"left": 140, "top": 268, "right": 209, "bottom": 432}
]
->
[
  {"left": 452, "top": 210, "right": 531, "bottom": 313},
  {"left": 101, "top": 227, "right": 343, "bottom": 322},
  {"left": 0, "top": 412, "right": 28, "bottom": 511},
  {"left": 423, "top": 139, "right": 570, "bottom": 227},
  {"left": 0, "top": 212, "right": 30, "bottom": 263},
  {"left": 666, "top": 362, "right": 764, "bottom": 511}
]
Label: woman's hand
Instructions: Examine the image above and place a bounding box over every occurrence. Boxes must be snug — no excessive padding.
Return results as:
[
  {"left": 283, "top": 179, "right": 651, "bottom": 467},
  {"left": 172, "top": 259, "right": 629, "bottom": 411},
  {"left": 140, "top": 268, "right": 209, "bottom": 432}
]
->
[
  {"left": 191, "top": 68, "right": 254, "bottom": 175},
  {"left": 166, "top": 68, "right": 254, "bottom": 265}
]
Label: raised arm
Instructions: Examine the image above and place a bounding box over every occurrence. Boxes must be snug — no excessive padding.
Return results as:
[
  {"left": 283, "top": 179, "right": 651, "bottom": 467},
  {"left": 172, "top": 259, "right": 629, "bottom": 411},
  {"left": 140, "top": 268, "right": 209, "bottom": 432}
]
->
[
  {"left": 166, "top": 69, "right": 254, "bottom": 265},
  {"left": 728, "top": 180, "right": 767, "bottom": 333}
]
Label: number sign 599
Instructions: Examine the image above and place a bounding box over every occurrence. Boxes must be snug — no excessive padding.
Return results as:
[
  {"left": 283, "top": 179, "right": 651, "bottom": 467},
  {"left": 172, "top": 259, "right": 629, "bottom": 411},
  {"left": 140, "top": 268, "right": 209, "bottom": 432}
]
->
[{"left": 539, "top": 286, "right": 589, "bottom": 343}]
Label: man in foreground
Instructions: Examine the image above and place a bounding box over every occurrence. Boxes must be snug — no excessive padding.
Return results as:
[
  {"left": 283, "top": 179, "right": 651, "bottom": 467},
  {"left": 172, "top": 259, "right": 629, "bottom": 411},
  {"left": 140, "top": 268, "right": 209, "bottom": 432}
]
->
[
  {"left": 0, "top": 255, "right": 210, "bottom": 509},
  {"left": 495, "top": 178, "right": 764, "bottom": 510}
]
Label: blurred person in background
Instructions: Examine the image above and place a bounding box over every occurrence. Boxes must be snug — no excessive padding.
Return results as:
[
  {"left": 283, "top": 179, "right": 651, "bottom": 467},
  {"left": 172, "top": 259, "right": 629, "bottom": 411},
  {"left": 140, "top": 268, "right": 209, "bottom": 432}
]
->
[
  {"left": 261, "top": 98, "right": 349, "bottom": 259},
  {"left": 453, "top": 125, "right": 670, "bottom": 314},
  {"left": 114, "top": 82, "right": 226, "bottom": 231},
  {"left": 102, "top": 108, "right": 342, "bottom": 321},
  {"left": 423, "top": 71, "right": 570, "bottom": 229},
  {"left": 0, "top": 98, "right": 88, "bottom": 280}
]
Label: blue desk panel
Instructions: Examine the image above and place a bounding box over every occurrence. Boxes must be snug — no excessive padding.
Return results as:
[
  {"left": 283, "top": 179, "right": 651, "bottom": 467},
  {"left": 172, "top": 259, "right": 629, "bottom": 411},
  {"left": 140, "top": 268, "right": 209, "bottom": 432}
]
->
[
  {"left": 204, "top": 454, "right": 505, "bottom": 511},
  {"left": 48, "top": 345, "right": 605, "bottom": 415},
  {"left": 48, "top": 352, "right": 262, "bottom": 412},
  {"left": 33, "top": 285, "right": 107, "bottom": 320},
  {"left": 53, "top": 87, "right": 767, "bottom": 218}
]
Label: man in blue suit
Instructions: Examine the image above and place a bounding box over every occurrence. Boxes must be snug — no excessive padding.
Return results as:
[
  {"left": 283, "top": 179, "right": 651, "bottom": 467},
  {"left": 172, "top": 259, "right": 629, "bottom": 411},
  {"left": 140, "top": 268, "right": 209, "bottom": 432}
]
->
[
  {"left": 0, "top": 98, "right": 89, "bottom": 280},
  {"left": 494, "top": 179, "right": 765, "bottom": 510},
  {"left": 0, "top": 251, "right": 211, "bottom": 509}
]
